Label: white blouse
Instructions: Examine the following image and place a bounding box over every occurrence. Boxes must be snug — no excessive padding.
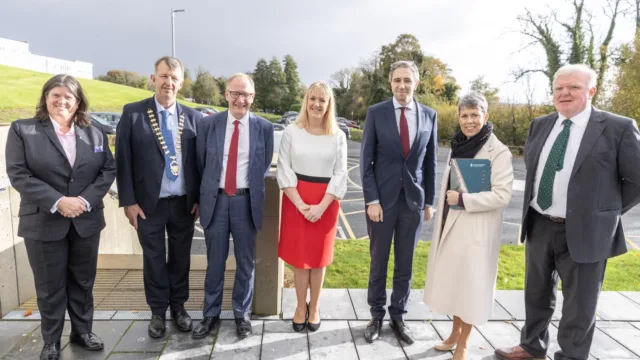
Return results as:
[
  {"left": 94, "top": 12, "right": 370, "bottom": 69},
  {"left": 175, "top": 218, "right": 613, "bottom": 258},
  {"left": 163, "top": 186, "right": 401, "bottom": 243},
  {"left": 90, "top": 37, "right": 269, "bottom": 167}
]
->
[{"left": 276, "top": 124, "right": 348, "bottom": 199}]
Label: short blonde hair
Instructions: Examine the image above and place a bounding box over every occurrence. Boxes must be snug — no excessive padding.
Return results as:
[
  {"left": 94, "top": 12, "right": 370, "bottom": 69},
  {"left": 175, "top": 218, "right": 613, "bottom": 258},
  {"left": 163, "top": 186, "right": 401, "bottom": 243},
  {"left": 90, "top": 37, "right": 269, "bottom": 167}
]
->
[{"left": 296, "top": 82, "right": 337, "bottom": 135}]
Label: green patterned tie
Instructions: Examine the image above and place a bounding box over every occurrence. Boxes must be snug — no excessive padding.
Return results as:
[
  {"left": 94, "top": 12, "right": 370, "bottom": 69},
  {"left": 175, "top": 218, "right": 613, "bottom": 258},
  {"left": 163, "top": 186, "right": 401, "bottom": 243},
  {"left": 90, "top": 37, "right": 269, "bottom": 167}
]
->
[{"left": 537, "top": 119, "right": 572, "bottom": 210}]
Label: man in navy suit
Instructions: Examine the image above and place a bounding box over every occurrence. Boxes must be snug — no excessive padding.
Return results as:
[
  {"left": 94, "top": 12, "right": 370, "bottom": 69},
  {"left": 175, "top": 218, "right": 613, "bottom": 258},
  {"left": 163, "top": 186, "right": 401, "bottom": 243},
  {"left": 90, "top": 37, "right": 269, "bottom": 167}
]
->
[
  {"left": 192, "top": 73, "right": 274, "bottom": 339},
  {"left": 115, "top": 56, "right": 202, "bottom": 338},
  {"left": 360, "top": 60, "right": 438, "bottom": 345}
]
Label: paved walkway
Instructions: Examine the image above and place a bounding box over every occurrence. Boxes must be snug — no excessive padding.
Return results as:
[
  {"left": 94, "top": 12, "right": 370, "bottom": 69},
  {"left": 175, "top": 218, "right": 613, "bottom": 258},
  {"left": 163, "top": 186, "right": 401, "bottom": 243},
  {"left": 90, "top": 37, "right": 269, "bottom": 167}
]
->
[{"left": 2, "top": 289, "right": 640, "bottom": 359}]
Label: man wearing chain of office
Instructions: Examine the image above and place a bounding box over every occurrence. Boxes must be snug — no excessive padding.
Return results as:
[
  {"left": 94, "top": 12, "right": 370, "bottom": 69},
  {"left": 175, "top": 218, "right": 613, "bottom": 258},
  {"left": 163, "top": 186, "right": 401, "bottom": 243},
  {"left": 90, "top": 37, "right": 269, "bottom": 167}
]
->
[{"left": 115, "top": 56, "right": 202, "bottom": 338}]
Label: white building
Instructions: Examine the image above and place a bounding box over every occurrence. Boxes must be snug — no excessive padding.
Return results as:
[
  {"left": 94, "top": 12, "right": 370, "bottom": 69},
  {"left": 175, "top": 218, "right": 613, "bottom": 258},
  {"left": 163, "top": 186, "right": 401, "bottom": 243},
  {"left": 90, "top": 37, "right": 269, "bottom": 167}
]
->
[{"left": 0, "top": 37, "right": 93, "bottom": 79}]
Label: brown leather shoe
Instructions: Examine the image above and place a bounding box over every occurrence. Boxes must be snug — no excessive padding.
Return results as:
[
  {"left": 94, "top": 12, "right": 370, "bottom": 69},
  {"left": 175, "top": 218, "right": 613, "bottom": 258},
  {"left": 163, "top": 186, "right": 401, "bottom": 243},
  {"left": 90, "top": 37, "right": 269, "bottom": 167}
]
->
[{"left": 495, "top": 346, "right": 545, "bottom": 360}]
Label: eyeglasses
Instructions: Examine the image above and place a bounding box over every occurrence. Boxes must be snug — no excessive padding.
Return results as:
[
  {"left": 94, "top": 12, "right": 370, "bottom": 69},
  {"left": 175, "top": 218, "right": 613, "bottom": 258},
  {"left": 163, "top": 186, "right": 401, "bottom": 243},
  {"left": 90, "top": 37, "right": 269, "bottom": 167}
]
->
[{"left": 227, "top": 91, "right": 255, "bottom": 100}]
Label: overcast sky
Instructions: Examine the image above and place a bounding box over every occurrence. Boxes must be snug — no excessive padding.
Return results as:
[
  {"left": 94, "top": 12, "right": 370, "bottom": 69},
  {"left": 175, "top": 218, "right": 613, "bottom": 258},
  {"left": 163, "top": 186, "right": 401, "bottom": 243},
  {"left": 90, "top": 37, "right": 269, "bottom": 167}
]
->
[{"left": 1, "top": 0, "right": 636, "bottom": 104}]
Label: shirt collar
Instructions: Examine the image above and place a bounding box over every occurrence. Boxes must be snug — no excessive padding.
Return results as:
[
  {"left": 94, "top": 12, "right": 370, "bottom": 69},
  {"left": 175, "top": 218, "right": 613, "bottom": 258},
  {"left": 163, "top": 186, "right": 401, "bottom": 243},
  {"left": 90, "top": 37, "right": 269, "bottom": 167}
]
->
[
  {"left": 557, "top": 105, "right": 591, "bottom": 128},
  {"left": 154, "top": 96, "right": 177, "bottom": 117},
  {"left": 227, "top": 111, "right": 250, "bottom": 126},
  {"left": 50, "top": 116, "right": 75, "bottom": 135},
  {"left": 393, "top": 96, "right": 414, "bottom": 111}
]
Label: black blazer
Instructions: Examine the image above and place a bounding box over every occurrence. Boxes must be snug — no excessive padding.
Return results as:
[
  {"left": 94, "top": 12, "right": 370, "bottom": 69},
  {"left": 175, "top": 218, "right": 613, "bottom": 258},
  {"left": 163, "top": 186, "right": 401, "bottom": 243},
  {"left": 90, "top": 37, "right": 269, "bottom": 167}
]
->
[
  {"left": 5, "top": 118, "right": 116, "bottom": 241},
  {"left": 115, "top": 97, "right": 202, "bottom": 214}
]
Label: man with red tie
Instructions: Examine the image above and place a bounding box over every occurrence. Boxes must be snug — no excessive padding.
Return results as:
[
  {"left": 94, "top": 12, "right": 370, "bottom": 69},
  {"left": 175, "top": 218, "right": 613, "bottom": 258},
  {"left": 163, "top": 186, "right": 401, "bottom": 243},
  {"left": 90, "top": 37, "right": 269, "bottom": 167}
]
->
[
  {"left": 360, "top": 60, "right": 438, "bottom": 345},
  {"left": 193, "top": 73, "right": 274, "bottom": 339}
]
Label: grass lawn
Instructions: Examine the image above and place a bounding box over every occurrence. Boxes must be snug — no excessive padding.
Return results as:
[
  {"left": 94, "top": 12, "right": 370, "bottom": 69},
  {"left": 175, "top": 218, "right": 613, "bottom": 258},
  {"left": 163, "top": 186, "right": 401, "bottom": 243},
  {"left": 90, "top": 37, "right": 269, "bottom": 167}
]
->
[
  {"left": 0, "top": 65, "right": 280, "bottom": 123},
  {"left": 295, "top": 240, "right": 640, "bottom": 290}
]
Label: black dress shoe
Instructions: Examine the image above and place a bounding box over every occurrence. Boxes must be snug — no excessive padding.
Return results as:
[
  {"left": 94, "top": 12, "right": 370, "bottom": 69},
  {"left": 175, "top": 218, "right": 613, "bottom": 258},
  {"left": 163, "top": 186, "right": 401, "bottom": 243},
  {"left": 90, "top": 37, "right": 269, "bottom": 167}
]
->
[
  {"left": 364, "top": 318, "right": 383, "bottom": 343},
  {"left": 235, "top": 318, "right": 252, "bottom": 338},
  {"left": 40, "top": 342, "right": 60, "bottom": 360},
  {"left": 70, "top": 332, "right": 104, "bottom": 351},
  {"left": 171, "top": 307, "right": 193, "bottom": 332},
  {"left": 192, "top": 316, "right": 220, "bottom": 339},
  {"left": 292, "top": 304, "right": 308, "bottom": 332},
  {"left": 390, "top": 320, "right": 414, "bottom": 345},
  {"left": 307, "top": 304, "right": 321, "bottom": 332},
  {"left": 148, "top": 314, "right": 166, "bottom": 338}
]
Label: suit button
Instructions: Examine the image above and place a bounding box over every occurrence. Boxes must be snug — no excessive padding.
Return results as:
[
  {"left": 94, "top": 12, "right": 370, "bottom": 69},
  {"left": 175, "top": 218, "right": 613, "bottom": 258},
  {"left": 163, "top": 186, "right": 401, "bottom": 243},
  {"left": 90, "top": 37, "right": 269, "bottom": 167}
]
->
[{"left": 70, "top": 178, "right": 75, "bottom": 182}]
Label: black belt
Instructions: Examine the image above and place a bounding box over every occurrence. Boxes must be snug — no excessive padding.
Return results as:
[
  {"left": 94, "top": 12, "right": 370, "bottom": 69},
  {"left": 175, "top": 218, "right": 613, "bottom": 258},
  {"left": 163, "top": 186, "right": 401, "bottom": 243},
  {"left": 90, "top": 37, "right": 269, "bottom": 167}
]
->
[
  {"left": 295, "top": 173, "right": 331, "bottom": 184},
  {"left": 531, "top": 208, "right": 565, "bottom": 224},
  {"left": 160, "top": 195, "right": 186, "bottom": 200},
  {"left": 218, "top": 188, "right": 250, "bottom": 196}
]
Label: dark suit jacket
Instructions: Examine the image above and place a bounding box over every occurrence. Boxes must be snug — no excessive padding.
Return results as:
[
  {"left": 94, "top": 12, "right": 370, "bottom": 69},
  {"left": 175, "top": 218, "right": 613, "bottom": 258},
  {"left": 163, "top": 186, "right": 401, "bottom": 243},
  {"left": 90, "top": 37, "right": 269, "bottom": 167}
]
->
[
  {"left": 521, "top": 106, "right": 640, "bottom": 263},
  {"left": 115, "top": 97, "right": 202, "bottom": 214},
  {"left": 196, "top": 111, "right": 274, "bottom": 231},
  {"left": 5, "top": 118, "right": 116, "bottom": 241},
  {"left": 360, "top": 99, "right": 438, "bottom": 211}
]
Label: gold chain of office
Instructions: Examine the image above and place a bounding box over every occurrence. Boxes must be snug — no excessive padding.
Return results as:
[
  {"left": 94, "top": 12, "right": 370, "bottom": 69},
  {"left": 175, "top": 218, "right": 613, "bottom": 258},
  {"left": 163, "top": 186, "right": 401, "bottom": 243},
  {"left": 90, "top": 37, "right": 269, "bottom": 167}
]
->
[{"left": 147, "top": 108, "right": 184, "bottom": 176}]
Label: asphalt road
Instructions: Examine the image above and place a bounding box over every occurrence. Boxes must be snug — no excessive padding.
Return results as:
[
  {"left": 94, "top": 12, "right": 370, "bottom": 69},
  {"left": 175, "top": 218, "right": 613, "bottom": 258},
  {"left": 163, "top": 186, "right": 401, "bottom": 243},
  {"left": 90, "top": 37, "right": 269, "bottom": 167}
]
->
[
  {"left": 339, "top": 141, "right": 640, "bottom": 250},
  {"left": 190, "top": 140, "right": 640, "bottom": 254}
]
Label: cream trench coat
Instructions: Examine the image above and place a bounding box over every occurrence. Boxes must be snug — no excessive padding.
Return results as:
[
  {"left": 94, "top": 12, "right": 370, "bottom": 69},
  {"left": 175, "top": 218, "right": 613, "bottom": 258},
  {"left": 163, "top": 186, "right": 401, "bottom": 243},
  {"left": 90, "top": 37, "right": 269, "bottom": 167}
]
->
[{"left": 424, "top": 133, "right": 514, "bottom": 325}]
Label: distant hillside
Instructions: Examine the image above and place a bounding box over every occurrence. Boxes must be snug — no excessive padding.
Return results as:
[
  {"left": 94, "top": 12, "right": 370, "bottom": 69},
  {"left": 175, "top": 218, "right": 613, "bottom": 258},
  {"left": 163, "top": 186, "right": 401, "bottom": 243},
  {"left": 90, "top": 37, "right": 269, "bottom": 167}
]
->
[{"left": 0, "top": 65, "right": 279, "bottom": 122}]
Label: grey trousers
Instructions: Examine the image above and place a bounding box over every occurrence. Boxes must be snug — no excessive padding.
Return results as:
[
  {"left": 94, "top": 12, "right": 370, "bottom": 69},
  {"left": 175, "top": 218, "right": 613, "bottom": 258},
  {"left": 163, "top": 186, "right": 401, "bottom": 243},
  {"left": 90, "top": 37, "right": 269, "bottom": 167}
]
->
[{"left": 520, "top": 208, "right": 607, "bottom": 360}]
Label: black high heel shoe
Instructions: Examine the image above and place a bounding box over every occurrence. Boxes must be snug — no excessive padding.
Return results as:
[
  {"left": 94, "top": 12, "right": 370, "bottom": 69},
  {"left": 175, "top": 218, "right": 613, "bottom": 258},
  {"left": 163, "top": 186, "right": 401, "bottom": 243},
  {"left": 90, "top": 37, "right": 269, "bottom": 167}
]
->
[
  {"left": 307, "top": 303, "right": 321, "bottom": 332},
  {"left": 292, "top": 304, "right": 308, "bottom": 332}
]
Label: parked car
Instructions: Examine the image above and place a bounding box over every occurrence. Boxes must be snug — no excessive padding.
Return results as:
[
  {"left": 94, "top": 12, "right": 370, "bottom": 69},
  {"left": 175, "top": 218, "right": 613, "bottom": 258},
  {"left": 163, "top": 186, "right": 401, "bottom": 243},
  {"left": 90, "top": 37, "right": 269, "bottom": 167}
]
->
[
  {"left": 90, "top": 114, "right": 117, "bottom": 135},
  {"left": 194, "top": 107, "right": 219, "bottom": 116},
  {"left": 272, "top": 123, "right": 285, "bottom": 131},
  {"left": 278, "top": 114, "right": 297, "bottom": 125},
  {"left": 283, "top": 111, "right": 298, "bottom": 117},
  {"left": 90, "top": 112, "right": 121, "bottom": 126},
  {"left": 338, "top": 122, "right": 351, "bottom": 140},
  {"left": 337, "top": 117, "right": 359, "bottom": 129}
]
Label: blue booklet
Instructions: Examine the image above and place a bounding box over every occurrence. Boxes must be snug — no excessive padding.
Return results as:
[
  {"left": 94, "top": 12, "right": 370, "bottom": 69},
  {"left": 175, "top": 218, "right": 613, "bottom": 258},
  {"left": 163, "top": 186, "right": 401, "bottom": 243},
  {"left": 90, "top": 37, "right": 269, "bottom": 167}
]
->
[{"left": 449, "top": 158, "right": 491, "bottom": 210}]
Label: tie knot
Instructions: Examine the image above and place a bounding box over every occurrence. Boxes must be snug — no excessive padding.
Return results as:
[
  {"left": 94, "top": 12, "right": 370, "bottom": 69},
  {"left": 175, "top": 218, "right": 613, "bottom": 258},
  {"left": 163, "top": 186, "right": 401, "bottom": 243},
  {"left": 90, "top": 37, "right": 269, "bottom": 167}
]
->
[
  {"left": 562, "top": 119, "right": 572, "bottom": 127},
  {"left": 233, "top": 120, "right": 240, "bottom": 126}
]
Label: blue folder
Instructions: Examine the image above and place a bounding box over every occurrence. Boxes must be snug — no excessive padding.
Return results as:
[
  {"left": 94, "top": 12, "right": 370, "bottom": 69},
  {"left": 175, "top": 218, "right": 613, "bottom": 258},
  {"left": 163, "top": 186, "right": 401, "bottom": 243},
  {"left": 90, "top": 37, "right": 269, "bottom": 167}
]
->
[{"left": 449, "top": 158, "right": 491, "bottom": 210}]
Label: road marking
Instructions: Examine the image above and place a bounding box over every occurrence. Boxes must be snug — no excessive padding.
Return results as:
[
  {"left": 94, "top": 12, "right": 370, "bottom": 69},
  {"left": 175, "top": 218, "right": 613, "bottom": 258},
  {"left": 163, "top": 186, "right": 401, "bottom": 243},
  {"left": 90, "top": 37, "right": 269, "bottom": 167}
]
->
[
  {"left": 344, "top": 210, "right": 365, "bottom": 216},
  {"left": 339, "top": 208, "right": 356, "bottom": 239},
  {"left": 337, "top": 226, "right": 347, "bottom": 240},
  {"left": 358, "top": 235, "right": 369, "bottom": 240},
  {"left": 346, "top": 165, "right": 362, "bottom": 189},
  {"left": 341, "top": 198, "right": 364, "bottom": 203},
  {"left": 626, "top": 235, "right": 640, "bottom": 238},
  {"left": 503, "top": 221, "right": 520, "bottom": 226},
  {"left": 626, "top": 238, "right": 640, "bottom": 250}
]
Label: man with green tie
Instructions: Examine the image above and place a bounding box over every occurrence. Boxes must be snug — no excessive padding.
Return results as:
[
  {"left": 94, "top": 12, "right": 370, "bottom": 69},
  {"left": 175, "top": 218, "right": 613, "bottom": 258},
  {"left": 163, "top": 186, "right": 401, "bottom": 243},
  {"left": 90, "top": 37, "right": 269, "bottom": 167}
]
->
[{"left": 495, "top": 64, "right": 640, "bottom": 360}]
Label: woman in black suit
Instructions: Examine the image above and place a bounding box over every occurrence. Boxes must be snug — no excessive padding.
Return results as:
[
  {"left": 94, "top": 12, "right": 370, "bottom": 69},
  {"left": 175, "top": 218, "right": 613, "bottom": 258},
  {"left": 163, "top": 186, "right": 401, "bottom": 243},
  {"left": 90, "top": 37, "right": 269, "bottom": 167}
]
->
[{"left": 5, "top": 74, "right": 116, "bottom": 360}]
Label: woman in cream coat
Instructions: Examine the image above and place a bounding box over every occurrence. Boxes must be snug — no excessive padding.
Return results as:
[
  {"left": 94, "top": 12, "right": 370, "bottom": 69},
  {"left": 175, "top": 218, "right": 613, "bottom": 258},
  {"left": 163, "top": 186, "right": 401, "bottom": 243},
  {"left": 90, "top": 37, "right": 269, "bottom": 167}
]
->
[{"left": 424, "top": 92, "right": 514, "bottom": 360}]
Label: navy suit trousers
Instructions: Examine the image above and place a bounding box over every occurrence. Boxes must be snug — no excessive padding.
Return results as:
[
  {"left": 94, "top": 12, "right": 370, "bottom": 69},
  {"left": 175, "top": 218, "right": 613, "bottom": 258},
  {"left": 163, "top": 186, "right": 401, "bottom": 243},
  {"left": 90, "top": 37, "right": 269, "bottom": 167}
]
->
[
  {"left": 366, "top": 190, "right": 423, "bottom": 321},
  {"left": 203, "top": 193, "right": 257, "bottom": 319}
]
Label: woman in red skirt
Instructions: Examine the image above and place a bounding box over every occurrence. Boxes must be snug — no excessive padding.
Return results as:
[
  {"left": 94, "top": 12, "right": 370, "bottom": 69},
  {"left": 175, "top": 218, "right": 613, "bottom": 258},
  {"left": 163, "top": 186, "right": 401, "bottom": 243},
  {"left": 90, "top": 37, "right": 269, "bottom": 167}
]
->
[{"left": 276, "top": 82, "right": 347, "bottom": 332}]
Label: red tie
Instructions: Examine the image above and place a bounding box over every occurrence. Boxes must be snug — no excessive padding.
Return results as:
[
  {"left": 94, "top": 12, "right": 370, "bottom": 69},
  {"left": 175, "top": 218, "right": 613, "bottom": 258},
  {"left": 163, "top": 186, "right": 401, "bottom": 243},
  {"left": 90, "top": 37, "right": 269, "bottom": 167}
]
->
[
  {"left": 400, "top": 107, "right": 410, "bottom": 158},
  {"left": 225, "top": 120, "right": 240, "bottom": 196}
]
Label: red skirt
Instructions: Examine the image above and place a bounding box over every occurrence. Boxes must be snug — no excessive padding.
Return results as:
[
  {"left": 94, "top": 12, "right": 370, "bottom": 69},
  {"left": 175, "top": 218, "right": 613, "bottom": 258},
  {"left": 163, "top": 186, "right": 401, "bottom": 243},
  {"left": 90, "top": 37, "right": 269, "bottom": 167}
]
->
[{"left": 278, "top": 179, "right": 340, "bottom": 269}]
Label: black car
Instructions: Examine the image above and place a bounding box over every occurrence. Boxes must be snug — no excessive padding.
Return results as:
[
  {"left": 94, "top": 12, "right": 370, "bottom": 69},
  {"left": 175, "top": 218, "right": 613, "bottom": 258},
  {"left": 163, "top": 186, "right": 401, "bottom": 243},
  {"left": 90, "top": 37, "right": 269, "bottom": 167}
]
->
[{"left": 91, "top": 114, "right": 117, "bottom": 135}]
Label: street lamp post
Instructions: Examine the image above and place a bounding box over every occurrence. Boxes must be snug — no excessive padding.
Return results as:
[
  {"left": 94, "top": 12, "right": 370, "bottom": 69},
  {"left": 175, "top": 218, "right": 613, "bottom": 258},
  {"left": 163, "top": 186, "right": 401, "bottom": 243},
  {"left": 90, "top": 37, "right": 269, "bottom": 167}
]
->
[{"left": 171, "top": 9, "right": 186, "bottom": 57}]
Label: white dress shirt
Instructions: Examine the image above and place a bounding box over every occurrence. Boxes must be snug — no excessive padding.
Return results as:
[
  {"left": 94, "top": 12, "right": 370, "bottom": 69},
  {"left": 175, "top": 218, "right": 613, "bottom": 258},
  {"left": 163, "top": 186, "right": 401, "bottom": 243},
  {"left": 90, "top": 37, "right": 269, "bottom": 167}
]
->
[
  {"left": 219, "top": 111, "right": 251, "bottom": 190},
  {"left": 276, "top": 124, "right": 348, "bottom": 199},
  {"left": 49, "top": 117, "right": 91, "bottom": 213},
  {"left": 155, "top": 97, "right": 187, "bottom": 198},
  {"left": 530, "top": 106, "right": 592, "bottom": 218},
  {"left": 367, "top": 97, "right": 419, "bottom": 206}
]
